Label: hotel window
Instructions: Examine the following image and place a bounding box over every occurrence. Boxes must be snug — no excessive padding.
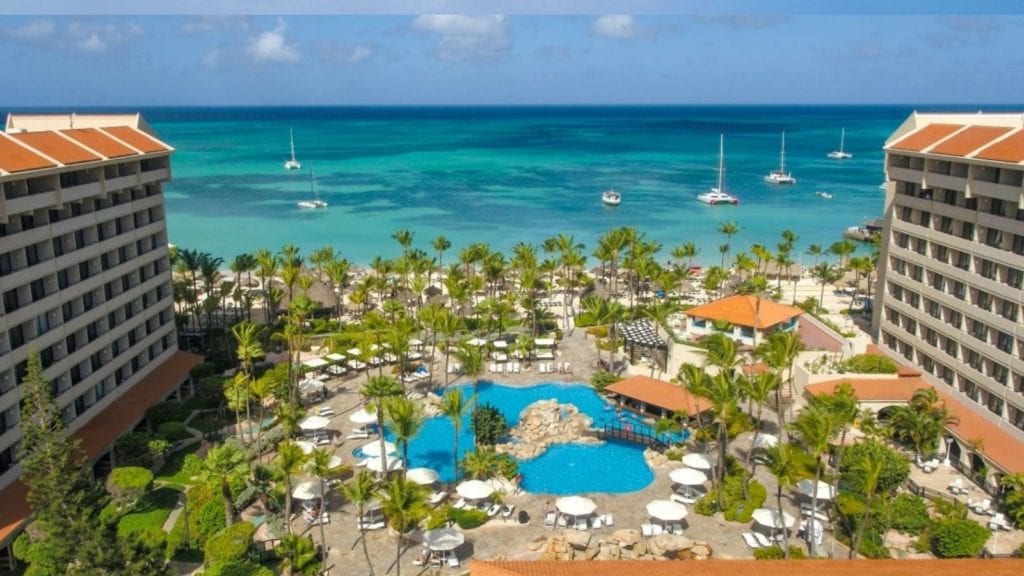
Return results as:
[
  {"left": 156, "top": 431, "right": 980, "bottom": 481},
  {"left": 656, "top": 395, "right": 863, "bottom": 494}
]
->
[
  {"left": 975, "top": 291, "right": 992, "bottom": 311},
  {"left": 1013, "top": 234, "right": 1024, "bottom": 256},
  {"left": 895, "top": 233, "right": 910, "bottom": 249},
  {"left": 992, "top": 363, "right": 1009, "bottom": 386},
  {"left": 918, "top": 211, "right": 931, "bottom": 227},
  {"left": 1014, "top": 408, "right": 1024, "bottom": 431},
  {"left": 960, "top": 222, "right": 974, "bottom": 240},
  {"left": 970, "top": 320, "right": 988, "bottom": 342},
  {"left": 908, "top": 292, "right": 920, "bottom": 308},
  {"left": 892, "top": 258, "right": 906, "bottom": 275},
  {"left": 924, "top": 328, "right": 938, "bottom": 346},
  {"left": 921, "top": 355, "right": 934, "bottom": 373},
  {"left": 954, "top": 252, "right": 970, "bottom": 270},
  {"left": 886, "top": 308, "right": 900, "bottom": 324},
  {"left": 940, "top": 365, "right": 954, "bottom": 385},
  {"left": 910, "top": 265, "right": 923, "bottom": 282},
  {"left": 948, "top": 310, "right": 962, "bottom": 329},
  {"left": 990, "top": 198, "right": 1006, "bottom": 216},
  {"left": 963, "top": 379, "right": 980, "bottom": 401},
  {"left": 900, "top": 206, "right": 913, "bottom": 222},
  {"left": 1008, "top": 268, "right": 1023, "bottom": 289},
  {"left": 935, "top": 245, "right": 949, "bottom": 263},
  {"left": 904, "top": 319, "right": 917, "bottom": 335},
  {"left": 914, "top": 238, "right": 928, "bottom": 255},
  {"left": 952, "top": 281, "right": 966, "bottom": 299},
  {"left": 944, "top": 339, "right": 958, "bottom": 358},
  {"left": 996, "top": 331, "right": 1013, "bottom": 354},
  {"left": 939, "top": 216, "right": 953, "bottom": 234},
  {"left": 986, "top": 393, "right": 1004, "bottom": 415},
  {"left": 890, "top": 284, "right": 903, "bottom": 300},
  {"left": 984, "top": 227, "right": 1003, "bottom": 248},
  {"left": 931, "top": 273, "right": 945, "bottom": 291},
  {"left": 902, "top": 343, "right": 915, "bottom": 361},
  {"left": 1000, "top": 301, "right": 1019, "bottom": 322},
  {"left": 927, "top": 300, "right": 941, "bottom": 319},
  {"left": 965, "top": 197, "right": 978, "bottom": 211},
  {"left": 979, "top": 259, "right": 996, "bottom": 279}
]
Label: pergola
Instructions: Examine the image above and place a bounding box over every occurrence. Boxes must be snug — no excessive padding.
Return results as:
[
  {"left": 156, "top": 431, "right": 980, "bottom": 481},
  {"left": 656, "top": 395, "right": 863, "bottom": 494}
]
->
[{"left": 619, "top": 319, "right": 667, "bottom": 370}]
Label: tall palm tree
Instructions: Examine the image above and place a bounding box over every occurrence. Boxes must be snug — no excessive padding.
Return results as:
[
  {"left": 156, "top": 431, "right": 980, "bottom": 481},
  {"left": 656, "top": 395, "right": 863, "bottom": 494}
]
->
[
  {"left": 740, "top": 371, "right": 779, "bottom": 483},
  {"left": 811, "top": 262, "right": 842, "bottom": 312},
  {"left": 342, "top": 469, "right": 379, "bottom": 576},
  {"left": 232, "top": 321, "right": 264, "bottom": 444},
  {"left": 717, "top": 220, "right": 741, "bottom": 267},
  {"left": 432, "top": 235, "right": 451, "bottom": 286},
  {"left": 791, "top": 404, "right": 839, "bottom": 556},
  {"left": 275, "top": 441, "right": 309, "bottom": 534},
  {"left": 392, "top": 228, "right": 414, "bottom": 259},
  {"left": 306, "top": 448, "right": 337, "bottom": 569},
  {"left": 763, "top": 443, "right": 801, "bottom": 558},
  {"left": 845, "top": 449, "right": 885, "bottom": 559},
  {"left": 805, "top": 244, "right": 824, "bottom": 267},
  {"left": 675, "top": 362, "right": 711, "bottom": 431},
  {"left": 385, "top": 396, "right": 424, "bottom": 477},
  {"left": 379, "top": 475, "right": 430, "bottom": 576},
  {"left": 829, "top": 239, "right": 857, "bottom": 271},
  {"left": 758, "top": 331, "right": 804, "bottom": 439},
  {"left": 440, "top": 389, "right": 472, "bottom": 481},
  {"left": 276, "top": 533, "right": 318, "bottom": 576},
  {"left": 455, "top": 342, "right": 487, "bottom": 398},
  {"left": 361, "top": 376, "right": 403, "bottom": 476},
  {"left": 199, "top": 442, "right": 249, "bottom": 527}
]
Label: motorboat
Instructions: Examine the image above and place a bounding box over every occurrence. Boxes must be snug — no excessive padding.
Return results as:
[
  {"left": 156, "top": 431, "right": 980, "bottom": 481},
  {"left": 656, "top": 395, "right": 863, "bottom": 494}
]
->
[
  {"left": 284, "top": 128, "right": 301, "bottom": 170},
  {"left": 602, "top": 189, "right": 621, "bottom": 206},
  {"left": 297, "top": 166, "right": 328, "bottom": 209},
  {"left": 764, "top": 131, "right": 796, "bottom": 184},
  {"left": 816, "top": 191, "right": 833, "bottom": 199},
  {"left": 827, "top": 128, "right": 853, "bottom": 159},
  {"left": 697, "top": 134, "right": 739, "bottom": 205}
]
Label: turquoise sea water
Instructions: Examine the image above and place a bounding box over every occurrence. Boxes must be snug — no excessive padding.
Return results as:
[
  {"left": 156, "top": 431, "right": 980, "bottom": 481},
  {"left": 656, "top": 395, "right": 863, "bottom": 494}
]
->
[{"left": 127, "top": 105, "right": 990, "bottom": 264}]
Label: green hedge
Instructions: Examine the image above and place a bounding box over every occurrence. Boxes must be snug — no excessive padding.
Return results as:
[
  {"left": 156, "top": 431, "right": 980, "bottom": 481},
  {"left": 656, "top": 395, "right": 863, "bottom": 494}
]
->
[
  {"left": 166, "top": 483, "right": 225, "bottom": 556},
  {"left": 205, "top": 560, "right": 274, "bottom": 576},
  {"left": 887, "top": 493, "right": 930, "bottom": 535},
  {"left": 840, "top": 354, "right": 899, "bottom": 374},
  {"left": 204, "top": 521, "right": 255, "bottom": 566},
  {"left": 107, "top": 466, "right": 154, "bottom": 510},
  {"left": 931, "top": 518, "right": 990, "bottom": 558},
  {"left": 449, "top": 507, "right": 489, "bottom": 529},
  {"left": 753, "top": 545, "right": 807, "bottom": 559},
  {"left": 158, "top": 421, "right": 193, "bottom": 442}
]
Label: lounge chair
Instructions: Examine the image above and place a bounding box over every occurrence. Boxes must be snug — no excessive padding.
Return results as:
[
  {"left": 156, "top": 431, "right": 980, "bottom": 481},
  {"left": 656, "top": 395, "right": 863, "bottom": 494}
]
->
[
  {"left": 671, "top": 522, "right": 683, "bottom": 535},
  {"left": 308, "top": 512, "right": 330, "bottom": 526},
  {"left": 602, "top": 513, "right": 614, "bottom": 527},
  {"left": 487, "top": 504, "right": 502, "bottom": 517},
  {"left": 346, "top": 432, "right": 370, "bottom": 441},
  {"left": 641, "top": 523, "right": 655, "bottom": 538},
  {"left": 753, "top": 532, "right": 772, "bottom": 548},
  {"left": 591, "top": 516, "right": 603, "bottom": 529},
  {"left": 564, "top": 362, "right": 572, "bottom": 373},
  {"left": 538, "top": 363, "right": 547, "bottom": 374},
  {"left": 557, "top": 515, "right": 568, "bottom": 528},
  {"left": 670, "top": 493, "right": 696, "bottom": 505},
  {"left": 428, "top": 491, "right": 448, "bottom": 506},
  {"left": 574, "top": 518, "right": 588, "bottom": 531},
  {"left": 318, "top": 407, "right": 335, "bottom": 417},
  {"left": 357, "top": 519, "right": 386, "bottom": 531},
  {"left": 974, "top": 498, "right": 992, "bottom": 515},
  {"left": 651, "top": 524, "right": 664, "bottom": 535},
  {"left": 742, "top": 532, "right": 762, "bottom": 549},
  {"left": 448, "top": 556, "right": 460, "bottom": 568},
  {"left": 544, "top": 512, "right": 557, "bottom": 529},
  {"left": 453, "top": 498, "right": 467, "bottom": 509},
  {"left": 501, "top": 504, "right": 516, "bottom": 521},
  {"left": 989, "top": 513, "right": 1012, "bottom": 531}
]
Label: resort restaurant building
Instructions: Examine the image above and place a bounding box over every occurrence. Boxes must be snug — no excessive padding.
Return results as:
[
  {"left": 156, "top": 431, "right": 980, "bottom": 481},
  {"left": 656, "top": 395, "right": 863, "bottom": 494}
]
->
[
  {"left": 682, "top": 294, "right": 802, "bottom": 347},
  {"left": 606, "top": 375, "right": 706, "bottom": 421},
  {"left": 871, "top": 112, "right": 1024, "bottom": 488},
  {"left": 0, "top": 113, "right": 201, "bottom": 566}
]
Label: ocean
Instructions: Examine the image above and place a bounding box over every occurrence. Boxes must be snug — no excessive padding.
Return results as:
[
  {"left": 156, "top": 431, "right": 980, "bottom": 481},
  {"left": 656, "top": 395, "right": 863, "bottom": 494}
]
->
[{"left": 136, "top": 105, "right": 932, "bottom": 266}]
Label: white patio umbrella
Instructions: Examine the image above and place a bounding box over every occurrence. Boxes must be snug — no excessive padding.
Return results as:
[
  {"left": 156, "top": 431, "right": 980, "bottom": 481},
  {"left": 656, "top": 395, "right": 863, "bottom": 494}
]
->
[
  {"left": 492, "top": 340, "right": 508, "bottom": 349},
  {"left": 327, "top": 454, "right": 344, "bottom": 469},
  {"left": 346, "top": 348, "right": 363, "bottom": 357},
  {"left": 299, "top": 416, "right": 331, "bottom": 431},
  {"left": 669, "top": 467, "right": 708, "bottom": 486},
  {"left": 466, "top": 337, "right": 488, "bottom": 347},
  {"left": 682, "top": 453, "right": 713, "bottom": 470},
  {"left": 359, "top": 440, "right": 395, "bottom": 457},
  {"left": 752, "top": 508, "right": 795, "bottom": 529},
  {"left": 349, "top": 408, "right": 378, "bottom": 425},
  {"left": 409, "top": 338, "right": 424, "bottom": 348},
  {"left": 796, "top": 479, "right": 836, "bottom": 501},
  {"left": 423, "top": 528, "right": 465, "bottom": 552},
  {"left": 292, "top": 480, "right": 324, "bottom": 500},
  {"left": 294, "top": 440, "right": 317, "bottom": 454},
  {"left": 456, "top": 480, "right": 494, "bottom": 501},
  {"left": 303, "top": 357, "right": 329, "bottom": 369},
  {"left": 555, "top": 496, "right": 597, "bottom": 517},
  {"left": 325, "top": 353, "right": 346, "bottom": 363},
  {"left": 407, "top": 467, "right": 441, "bottom": 486},
  {"left": 298, "top": 379, "right": 325, "bottom": 395},
  {"left": 365, "top": 457, "right": 404, "bottom": 473},
  {"left": 646, "top": 499, "right": 688, "bottom": 522},
  {"left": 753, "top": 433, "right": 779, "bottom": 450}
]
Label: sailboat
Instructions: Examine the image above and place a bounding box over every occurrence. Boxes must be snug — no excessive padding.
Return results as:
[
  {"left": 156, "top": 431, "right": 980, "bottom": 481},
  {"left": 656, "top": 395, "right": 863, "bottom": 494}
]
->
[
  {"left": 284, "top": 128, "right": 301, "bottom": 170},
  {"left": 697, "top": 134, "right": 739, "bottom": 205},
  {"left": 297, "top": 166, "right": 327, "bottom": 209},
  {"left": 764, "top": 131, "right": 796, "bottom": 184},
  {"left": 828, "top": 127, "right": 853, "bottom": 159}
]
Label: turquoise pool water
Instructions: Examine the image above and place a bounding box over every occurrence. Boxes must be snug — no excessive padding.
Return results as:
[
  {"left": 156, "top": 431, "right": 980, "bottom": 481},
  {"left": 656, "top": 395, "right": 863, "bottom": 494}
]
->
[{"left": 393, "top": 381, "right": 674, "bottom": 494}]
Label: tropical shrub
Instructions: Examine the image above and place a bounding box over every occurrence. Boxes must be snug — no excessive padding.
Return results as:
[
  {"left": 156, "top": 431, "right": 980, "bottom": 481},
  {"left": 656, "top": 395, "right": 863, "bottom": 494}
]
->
[
  {"left": 693, "top": 494, "right": 716, "bottom": 516},
  {"left": 590, "top": 371, "right": 621, "bottom": 393},
  {"left": 107, "top": 466, "right": 154, "bottom": 511},
  {"left": 448, "top": 507, "right": 489, "bottom": 529},
  {"left": 664, "top": 448, "right": 683, "bottom": 461},
  {"left": 839, "top": 440, "right": 909, "bottom": 494},
  {"left": 722, "top": 478, "right": 767, "bottom": 523},
  {"left": 472, "top": 403, "right": 508, "bottom": 446},
  {"left": 116, "top": 432, "right": 161, "bottom": 467},
  {"left": 166, "top": 483, "right": 225, "bottom": 555},
  {"left": 147, "top": 401, "right": 190, "bottom": 427},
  {"left": 930, "top": 517, "right": 990, "bottom": 558},
  {"left": 887, "top": 493, "right": 930, "bottom": 535},
  {"left": 181, "top": 452, "right": 204, "bottom": 479},
  {"left": 204, "top": 521, "right": 255, "bottom": 566},
  {"left": 753, "top": 545, "right": 807, "bottom": 559},
  {"left": 157, "top": 421, "right": 192, "bottom": 442},
  {"left": 205, "top": 560, "right": 274, "bottom": 576},
  {"left": 426, "top": 506, "right": 452, "bottom": 530},
  {"left": 840, "top": 354, "right": 898, "bottom": 374},
  {"left": 999, "top": 473, "right": 1024, "bottom": 526}
]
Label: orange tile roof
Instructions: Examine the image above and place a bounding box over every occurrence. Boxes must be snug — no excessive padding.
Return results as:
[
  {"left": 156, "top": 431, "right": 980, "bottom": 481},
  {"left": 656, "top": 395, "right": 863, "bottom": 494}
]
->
[
  {"left": 889, "top": 123, "right": 963, "bottom": 152},
  {"left": 804, "top": 377, "right": 922, "bottom": 402},
  {"left": 0, "top": 134, "right": 57, "bottom": 173},
  {"left": 685, "top": 295, "right": 802, "bottom": 329},
  {"left": 101, "top": 126, "right": 171, "bottom": 153},
  {"left": 929, "top": 125, "right": 1013, "bottom": 157},
  {"left": 0, "top": 350, "right": 203, "bottom": 546},
  {"left": 606, "top": 375, "right": 706, "bottom": 417},
  {"left": 975, "top": 129, "right": 1024, "bottom": 163},
  {"left": 472, "top": 559, "right": 1023, "bottom": 576},
  {"left": 60, "top": 128, "right": 136, "bottom": 158},
  {"left": 10, "top": 131, "right": 101, "bottom": 165}
]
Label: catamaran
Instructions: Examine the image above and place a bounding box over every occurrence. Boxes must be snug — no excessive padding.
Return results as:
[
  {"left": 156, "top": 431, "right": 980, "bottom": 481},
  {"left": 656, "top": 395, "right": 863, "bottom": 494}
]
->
[
  {"left": 601, "top": 189, "right": 622, "bottom": 206},
  {"left": 697, "top": 134, "right": 739, "bottom": 205},
  {"left": 284, "top": 128, "right": 301, "bottom": 170},
  {"left": 764, "top": 131, "right": 796, "bottom": 184},
  {"left": 828, "top": 127, "right": 853, "bottom": 159},
  {"left": 297, "top": 166, "right": 327, "bottom": 209}
]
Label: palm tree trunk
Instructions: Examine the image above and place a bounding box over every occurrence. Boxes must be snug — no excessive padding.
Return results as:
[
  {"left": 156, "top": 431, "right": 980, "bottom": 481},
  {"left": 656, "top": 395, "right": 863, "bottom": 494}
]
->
[
  {"left": 776, "top": 486, "right": 790, "bottom": 558},
  {"left": 452, "top": 426, "right": 460, "bottom": 482},
  {"left": 809, "top": 457, "right": 822, "bottom": 556},
  {"left": 717, "top": 422, "right": 727, "bottom": 510},
  {"left": 319, "top": 480, "right": 328, "bottom": 569},
  {"left": 849, "top": 497, "right": 874, "bottom": 559},
  {"left": 222, "top": 478, "right": 234, "bottom": 526},
  {"left": 395, "top": 532, "right": 403, "bottom": 576},
  {"left": 284, "top": 481, "right": 293, "bottom": 534},
  {"left": 377, "top": 414, "right": 389, "bottom": 477},
  {"left": 357, "top": 506, "right": 375, "bottom": 576}
]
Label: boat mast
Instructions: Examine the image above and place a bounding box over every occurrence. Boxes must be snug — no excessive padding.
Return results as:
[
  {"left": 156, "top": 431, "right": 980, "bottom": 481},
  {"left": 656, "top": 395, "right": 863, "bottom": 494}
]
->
[
  {"left": 717, "top": 134, "right": 725, "bottom": 192},
  {"left": 780, "top": 131, "right": 786, "bottom": 173},
  {"left": 290, "top": 129, "right": 297, "bottom": 162},
  {"left": 839, "top": 127, "right": 846, "bottom": 153},
  {"left": 309, "top": 165, "right": 317, "bottom": 201}
]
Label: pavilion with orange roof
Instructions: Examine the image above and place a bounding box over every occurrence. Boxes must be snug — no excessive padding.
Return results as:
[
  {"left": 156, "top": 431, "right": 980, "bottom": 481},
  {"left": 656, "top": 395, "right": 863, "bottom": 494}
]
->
[{"left": 682, "top": 294, "right": 803, "bottom": 346}]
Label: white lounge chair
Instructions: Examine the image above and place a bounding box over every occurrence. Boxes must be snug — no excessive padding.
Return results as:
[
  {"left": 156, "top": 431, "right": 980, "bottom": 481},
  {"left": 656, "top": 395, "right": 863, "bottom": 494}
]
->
[
  {"left": 428, "top": 491, "right": 448, "bottom": 506},
  {"left": 448, "top": 556, "right": 460, "bottom": 568},
  {"left": 989, "top": 513, "right": 1012, "bottom": 531},
  {"left": 501, "top": 504, "right": 516, "bottom": 521},
  {"left": 557, "top": 515, "right": 568, "bottom": 528},
  {"left": 670, "top": 522, "right": 683, "bottom": 535},
  {"left": 641, "top": 523, "right": 655, "bottom": 538},
  {"left": 742, "top": 532, "right": 762, "bottom": 549},
  {"left": 602, "top": 513, "right": 614, "bottom": 527},
  {"left": 544, "top": 512, "right": 557, "bottom": 529},
  {"left": 487, "top": 504, "right": 502, "bottom": 517},
  {"left": 357, "top": 520, "right": 386, "bottom": 531},
  {"left": 591, "top": 516, "right": 603, "bottom": 529},
  {"left": 346, "top": 432, "right": 370, "bottom": 441},
  {"left": 453, "top": 498, "right": 467, "bottom": 509},
  {"left": 753, "top": 532, "right": 772, "bottom": 548},
  {"left": 574, "top": 518, "right": 588, "bottom": 531}
]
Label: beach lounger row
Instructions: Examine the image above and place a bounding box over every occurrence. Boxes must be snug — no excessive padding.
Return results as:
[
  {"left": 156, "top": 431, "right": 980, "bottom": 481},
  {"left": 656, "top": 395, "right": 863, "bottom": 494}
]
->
[
  {"left": 489, "top": 362, "right": 523, "bottom": 374},
  {"left": 538, "top": 362, "right": 571, "bottom": 374},
  {"left": 741, "top": 531, "right": 773, "bottom": 549}
]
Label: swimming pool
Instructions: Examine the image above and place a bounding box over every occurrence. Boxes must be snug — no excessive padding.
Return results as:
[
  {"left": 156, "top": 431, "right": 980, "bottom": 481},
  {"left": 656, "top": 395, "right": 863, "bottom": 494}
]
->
[{"left": 391, "top": 381, "right": 677, "bottom": 494}]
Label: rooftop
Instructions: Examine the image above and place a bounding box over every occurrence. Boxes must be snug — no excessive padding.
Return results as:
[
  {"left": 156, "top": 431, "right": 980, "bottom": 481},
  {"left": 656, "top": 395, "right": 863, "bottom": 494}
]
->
[
  {"left": 884, "top": 111, "right": 1024, "bottom": 164},
  {"left": 471, "top": 559, "right": 1023, "bottom": 576},
  {"left": 685, "top": 295, "right": 802, "bottom": 330},
  {"left": 606, "top": 375, "right": 706, "bottom": 417}
]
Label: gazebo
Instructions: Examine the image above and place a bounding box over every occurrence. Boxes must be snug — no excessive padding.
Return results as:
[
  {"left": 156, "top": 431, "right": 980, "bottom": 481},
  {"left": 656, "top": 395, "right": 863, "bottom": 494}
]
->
[
  {"left": 605, "top": 375, "right": 707, "bottom": 420},
  {"left": 618, "top": 319, "right": 667, "bottom": 370},
  {"left": 683, "top": 295, "right": 802, "bottom": 347}
]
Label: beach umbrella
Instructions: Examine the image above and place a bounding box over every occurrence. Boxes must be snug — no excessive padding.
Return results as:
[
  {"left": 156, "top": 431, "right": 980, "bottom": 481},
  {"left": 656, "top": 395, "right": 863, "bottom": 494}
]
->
[
  {"left": 556, "top": 496, "right": 597, "bottom": 517},
  {"left": 292, "top": 480, "right": 324, "bottom": 500},
  {"left": 303, "top": 357, "right": 329, "bottom": 369},
  {"left": 796, "top": 479, "right": 836, "bottom": 501},
  {"left": 753, "top": 433, "right": 778, "bottom": 450},
  {"left": 682, "top": 453, "right": 713, "bottom": 470},
  {"left": 328, "top": 454, "right": 343, "bottom": 469},
  {"left": 646, "top": 499, "right": 688, "bottom": 522},
  {"left": 364, "top": 457, "right": 404, "bottom": 473},
  {"left": 349, "top": 408, "right": 378, "bottom": 425},
  {"left": 752, "top": 508, "right": 795, "bottom": 529},
  {"left": 423, "top": 528, "right": 465, "bottom": 552},
  {"left": 298, "top": 379, "right": 325, "bottom": 395},
  {"left": 456, "top": 480, "right": 494, "bottom": 501},
  {"left": 467, "top": 337, "right": 487, "bottom": 347},
  {"left": 294, "top": 441, "right": 317, "bottom": 454},
  {"left": 492, "top": 340, "right": 508, "bottom": 349},
  {"left": 407, "top": 468, "right": 441, "bottom": 486},
  {"left": 299, "top": 416, "right": 331, "bottom": 431},
  {"left": 669, "top": 467, "right": 708, "bottom": 486},
  {"left": 325, "top": 352, "right": 346, "bottom": 362},
  {"left": 358, "top": 440, "right": 395, "bottom": 457}
]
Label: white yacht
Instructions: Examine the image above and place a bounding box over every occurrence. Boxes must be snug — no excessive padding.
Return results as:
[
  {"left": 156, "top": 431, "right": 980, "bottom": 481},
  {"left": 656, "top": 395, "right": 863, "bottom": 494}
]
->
[
  {"left": 816, "top": 191, "right": 833, "bottom": 199},
  {"left": 601, "top": 189, "right": 621, "bottom": 206},
  {"left": 297, "top": 167, "right": 327, "bottom": 209},
  {"left": 827, "top": 127, "right": 853, "bottom": 159},
  {"left": 764, "top": 131, "right": 796, "bottom": 184},
  {"left": 284, "top": 128, "right": 301, "bottom": 170},
  {"left": 697, "top": 134, "right": 739, "bottom": 206}
]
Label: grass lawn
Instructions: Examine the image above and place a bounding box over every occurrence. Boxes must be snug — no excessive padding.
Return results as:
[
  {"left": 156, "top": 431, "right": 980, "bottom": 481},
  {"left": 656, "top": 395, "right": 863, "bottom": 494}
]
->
[
  {"left": 155, "top": 441, "right": 202, "bottom": 488},
  {"left": 118, "top": 487, "right": 182, "bottom": 537}
]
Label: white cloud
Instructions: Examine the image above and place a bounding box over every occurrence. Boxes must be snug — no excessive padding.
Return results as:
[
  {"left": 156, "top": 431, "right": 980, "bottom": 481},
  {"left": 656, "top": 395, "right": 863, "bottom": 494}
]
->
[
  {"left": 201, "top": 49, "right": 222, "bottom": 70},
  {"left": 591, "top": 15, "right": 640, "bottom": 39},
  {"left": 692, "top": 15, "right": 784, "bottom": 30},
  {"left": 75, "top": 32, "right": 106, "bottom": 52},
  {"left": 5, "top": 19, "right": 55, "bottom": 42},
  {"left": 179, "top": 16, "right": 250, "bottom": 36},
  {"left": 412, "top": 15, "right": 509, "bottom": 61},
  {"left": 319, "top": 42, "right": 376, "bottom": 64},
  {"left": 3, "top": 19, "right": 141, "bottom": 54},
  {"left": 246, "top": 18, "right": 300, "bottom": 64}
]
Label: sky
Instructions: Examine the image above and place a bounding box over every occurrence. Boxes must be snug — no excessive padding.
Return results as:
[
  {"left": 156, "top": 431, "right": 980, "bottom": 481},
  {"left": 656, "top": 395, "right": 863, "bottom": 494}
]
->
[{"left": 1, "top": 2, "right": 1022, "bottom": 106}]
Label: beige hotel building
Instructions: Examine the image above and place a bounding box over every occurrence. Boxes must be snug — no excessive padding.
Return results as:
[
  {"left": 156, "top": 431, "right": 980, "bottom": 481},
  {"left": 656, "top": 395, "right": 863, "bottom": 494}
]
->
[
  {"left": 0, "top": 113, "right": 201, "bottom": 564},
  {"left": 873, "top": 112, "right": 1024, "bottom": 483}
]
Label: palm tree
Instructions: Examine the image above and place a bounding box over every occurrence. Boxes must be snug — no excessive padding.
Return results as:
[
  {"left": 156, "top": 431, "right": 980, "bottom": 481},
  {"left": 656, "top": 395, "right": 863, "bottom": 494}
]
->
[
  {"left": 741, "top": 371, "right": 779, "bottom": 484},
  {"left": 306, "top": 448, "right": 337, "bottom": 569},
  {"left": 440, "top": 389, "right": 472, "bottom": 481},
  {"left": 276, "top": 533, "right": 319, "bottom": 576},
  {"left": 829, "top": 239, "right": 857, "bottom": 270},
  {"left": 199, "top": 442, "right": 249, "bottom": 527},
  {"left": 275, "top": 441, "right": 309, "bottom": 534},
  {"left": 810, "top": 262, "right": 841, "bottom": 312},
  {"left": 436, "top": 310, "right": 463, "bottom": 387},
  {"left": 432, "top": 235, "right": 451, "bottom": 286},
  {"left": 757, "top": 331, "right": 804, "bottom": 440},
  {"left": 379, "top": 475, "right": 430, "bottom": 576},
  {"left": 385, "top": 396, "right": 424, "bottom": 477},
  {"left": 791, "top": 404, "right": 839, "bottom": 556},
  {"left": 361, "top": 376, "right": 403, "bottom": 476},
  {"left": 342, "top": 469, "right": 379, "bottom": 576},
  {"left": 392, "top": 228, "right": 414, "bottom": 259},
  {"left": 232, "top": 321, "right": 264, "bottom": 444},
  {"left": 845, "top": 449, "right": 885, "bottom": 559},
  {"left": 455, "top": 342, "right": 487, "bottom": 398},
  {"left": 762, "top": 443, "right": 801, "bottom": 558},
  {"left": 675, "top": 363, "right": 711, "bottom": 431},
  {"left": 805, "top": 244, "right": 824, "bottom": 268},
  {"left": 717, "top": 220, "right": 741, "bottom": 267}
]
